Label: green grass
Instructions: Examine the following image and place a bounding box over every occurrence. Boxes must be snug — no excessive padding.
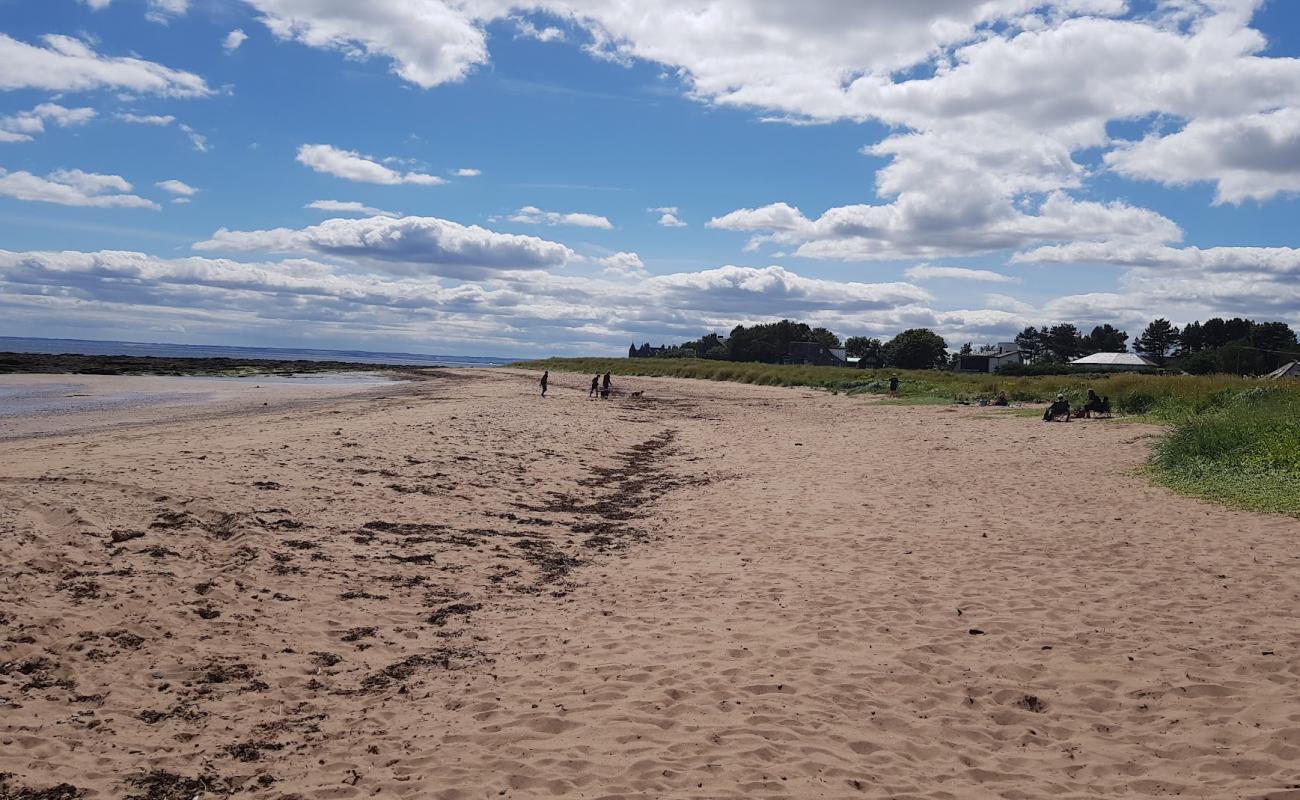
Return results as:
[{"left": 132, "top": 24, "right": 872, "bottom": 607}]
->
[
  {"left": 517, "top": 357, "right": 1300, "bottom": 515},
  {"left": 1149, "top": 388, "right": 1300, "bottom": 515}
]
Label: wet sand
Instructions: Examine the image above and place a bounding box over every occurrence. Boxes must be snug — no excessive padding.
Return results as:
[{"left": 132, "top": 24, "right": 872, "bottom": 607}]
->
[
  {"left": 0, "top": 372, "right": 397, "bottom": 439},
  {"left": 1, "top": 368, "right": 1297, "bottom": 799}
]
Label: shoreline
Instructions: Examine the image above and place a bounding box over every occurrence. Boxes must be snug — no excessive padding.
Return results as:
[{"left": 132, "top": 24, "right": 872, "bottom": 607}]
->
[{"left": 2, "top": 369, "right": 1297, "bottom": 798}]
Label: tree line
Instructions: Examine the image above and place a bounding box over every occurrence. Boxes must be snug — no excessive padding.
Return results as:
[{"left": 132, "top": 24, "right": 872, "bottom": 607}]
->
[
  {"left": 629, "top": 320, "right": 949, "bottom": 369},
  {"left": 630, "top": 315, "right": 1299, "bottom": 375},
  {"left": 1010, "top": 317, "right": 1298, "bottom": 373}
]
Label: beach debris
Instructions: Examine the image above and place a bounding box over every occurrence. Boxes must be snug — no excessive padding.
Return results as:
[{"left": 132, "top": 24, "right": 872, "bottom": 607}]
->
[
  {"left": 0, "top": 773, "right": 86, "bottom": 800},
  {"left": 426, "top": 602, "right": 481, "bottom": 627},
  {"left": 968, "top": 628, "right": 985, "bottom": 635}
]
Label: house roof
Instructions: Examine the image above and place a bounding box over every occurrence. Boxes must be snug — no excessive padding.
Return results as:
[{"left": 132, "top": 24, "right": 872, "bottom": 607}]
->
[
  {"left": 1265, "top": 360, "right": 1300, "bottom": 378},
  {"left": 1071, "top": 352, "right": 1157, "bottom": 367}
]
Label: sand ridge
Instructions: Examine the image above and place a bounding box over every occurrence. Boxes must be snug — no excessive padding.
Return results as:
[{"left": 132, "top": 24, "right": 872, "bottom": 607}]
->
[{"left": 1, "top": 368, "right": 1298, "bottom": 799}]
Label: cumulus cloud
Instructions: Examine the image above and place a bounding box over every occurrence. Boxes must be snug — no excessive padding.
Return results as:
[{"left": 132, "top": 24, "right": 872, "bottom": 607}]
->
[
  {"left": 225, "top": 2, "right": 1300, "bottom": 267},
  {"left": 0, "top": 168, "right": 159, "bottom": 209},
  {"left": 193, "top": 214, "right": 575, "bottom": 279},
  {"left": 156, "top": 179, "right": 198, "bottom": 196},
  {"left": 0, "top": 247, "right": 972, "bottom": 354},
  {"left": 644, "top": 265, "right": 931, "bottom": 315},
  {"left": 598, "top": 251, "right": 646, "bottom": 277},
  {"left": 297, "top": 144, "right": 444, "bottom": 185},
  {"left": 452, "top": 167, "right": 481, "bottom": 177},
  {"left": 1017, "top": 240, "right": 1300, "bottom": 323},
  {"left": 244, "top": 0, "right": 489, "bottom": 88},
  {"left": 0, "top": 33, "right": 211, "bottom": 97},
  {"left": 306, "top": 200, "right": 399, "bottom": 217},
  {"left": 709, "top": 193, "right": 1180, "bottom": 261},
  {"left": 0, "top": 103, "right": 96, "bottom": 143},
  {"left": 1105, "top": 108, "right": 1300, "bottom": 204},
  {"left": 507, "top": 205, "right": 612, "bottom": 229},
  {"left": 649, "top": 206, "right": 686, "bottom": 227},
  {"left": 904, "top": 265, "right": 1018, "bottom": 283},
  {"left": 224, "top": 29, "right": 250, "bottom": 52}
]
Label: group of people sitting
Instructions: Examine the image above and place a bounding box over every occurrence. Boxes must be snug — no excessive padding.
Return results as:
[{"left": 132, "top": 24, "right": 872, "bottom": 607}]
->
[{"left": 1043, "top": 389, "right": 1111, "bottom": 422}]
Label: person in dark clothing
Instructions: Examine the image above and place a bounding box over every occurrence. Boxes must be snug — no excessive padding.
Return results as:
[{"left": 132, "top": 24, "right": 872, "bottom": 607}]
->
[
  {"left": 539, "top": 370, "right": 548, "bottom": 397},
  {"left": 1083, "top": 389, "right": 1107, "bottom": 418},
  {"left": 993, "top": 391, "right": 1009, "bottom": 406},
  {"left": 888, "top": 374, "right": 900, "bottom": 397},
  {"left": 600, "top": 372, "right": 612, "bottom": 399},
  {"left": 589, "top": 374, "right": 600, "bottom": 398},
  {"left": 1043, "top": 393, "right": 1071, "bottom": 422}
]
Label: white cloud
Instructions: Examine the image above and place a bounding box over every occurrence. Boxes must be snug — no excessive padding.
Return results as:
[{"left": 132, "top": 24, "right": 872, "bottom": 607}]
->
[
  {"left": 224, "top": 2, "right": 1300, "bottom": 267},
  {"left": 904, "top": 265, "right": 1018, "bottom": 283},
  {"left": 193, "top": 214, "right": 575, "bottom": 279},
  {"left": 0, "top": 248, "right": 964, "bottom": 355},
  {"left": 179, "top": 123, "right": 209, "bottom": 153},
  {"left": 0, "top": 33, "right": 211, "bottom": 97},
  {"left": 145, "top": 0, "right": 190, "bottom": 24},
  {"left": 1017, "top": 240, "right": 1300, "bottom": 324},
  {"left": 1014, "top": 241, "right": 1300, "bottom": 276},
  {"left": 452, "top": 167, "right": 481, "bottom": 177},
  {"left": 224, "top": 29, "right": 250, "bottom": 52},
  {"left": 507, "top": 205, "right": 612, "bottom": 228},
  {"left": 306, "top": 200, "right": 399, "bottom": 217},
  {"left": 156, "top": 179, "right": 198, "bottom": 196},
  {"left": 515, "top": 17, "right": 565, "bottom": 42},
  {"left": 649, "top": 206, "right": 686, "bottom": 227},
  {"left": 708, "top": 193, "right": 1181, "bottom": 261},
  {"left": 1105, "top": 107, "right": 1300, "bottom": 204},
  {"left": 80, "top": 0, "right": 113, "bottom": 9},
  {"left": 0, "top": 103, "right": 96, "bottom": 143},
  {"left": 244, "top": 0, "right": 489, "bottom": 88},
  {"left": 0, "top": 168, "right": 159, "bottom": 209},
  {"left": 599, "top": 251, "right": 646, "bottom": 277},
  {"left": 115, "top": 112, "right": 176, "bottom": 126},
  {"left": 297, "top": 144, "right": 444, "bottom": 185}
]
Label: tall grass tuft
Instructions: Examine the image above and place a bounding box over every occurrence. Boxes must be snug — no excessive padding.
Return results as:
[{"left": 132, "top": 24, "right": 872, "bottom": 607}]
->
[{"left": 1150, "top": 388, "right": 1300, "bottom": 515}]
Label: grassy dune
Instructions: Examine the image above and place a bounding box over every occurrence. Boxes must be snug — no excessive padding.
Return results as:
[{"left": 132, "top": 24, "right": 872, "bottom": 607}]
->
[{"left": 518, "top": 357, "right": 1300, "bottom": 515}]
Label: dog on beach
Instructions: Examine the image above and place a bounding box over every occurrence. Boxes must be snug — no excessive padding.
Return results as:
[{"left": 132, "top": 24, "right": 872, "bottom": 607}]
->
[{"left": 630, "top": 390, "right": 643, "bottom": 399}]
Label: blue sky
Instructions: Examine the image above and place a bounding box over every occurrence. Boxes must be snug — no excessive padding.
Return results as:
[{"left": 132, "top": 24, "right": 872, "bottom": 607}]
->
[{"left": 2, "top": 0, "right": 1299, "bottom": 356}]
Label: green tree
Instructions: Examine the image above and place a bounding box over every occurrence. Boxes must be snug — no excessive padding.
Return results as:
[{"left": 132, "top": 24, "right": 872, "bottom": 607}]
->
[
  {"left": 1082, "top": 324, "right": 1128, "bottom": 353},
  {"left": 882, "top": 328, "right": 949, "bottom": 370},
  {"left": 1014, "top": 326, "right": 1046, "bottom": 363},
  {"left": 809, "top": 327, "right": 842, "bottom": 349},
  {"left": 1134, "top": 318, "right": 1181, "bottom": 366},
  {"left": 1044, "top": 323, "right": 1083, "bottom": 362},
  {"left": 844, "top": 336, "right": 882, "bottom": 360}
]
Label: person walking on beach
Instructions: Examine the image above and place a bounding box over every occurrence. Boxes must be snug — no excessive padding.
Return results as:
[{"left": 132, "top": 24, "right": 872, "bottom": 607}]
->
[
  {"left": 601, "top": 372, "right": 612, "bottom": 399},
  {"left": 540, "top": 370, "right": 549, "bottom": 397},
  {"left": 888, "top": 374, "right": 900, "bottom": 397},
  {"left": 589, "top": 373, "right": 600, "bottom": 399}
]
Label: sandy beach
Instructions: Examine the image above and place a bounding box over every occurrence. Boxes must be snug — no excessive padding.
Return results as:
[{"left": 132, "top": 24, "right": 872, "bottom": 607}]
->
[{"left": 1, "top": 367, "right": 1297, "bottom": 799}]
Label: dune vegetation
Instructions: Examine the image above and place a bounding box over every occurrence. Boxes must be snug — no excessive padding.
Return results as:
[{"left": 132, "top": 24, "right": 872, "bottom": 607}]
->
[{"left": 517, "top": 357, "right": 1300, "bottom": 515}]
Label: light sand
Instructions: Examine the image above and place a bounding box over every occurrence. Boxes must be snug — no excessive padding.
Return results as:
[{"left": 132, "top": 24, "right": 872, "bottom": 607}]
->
[{"left": 1, "top": 368, "right": 1297, "bottom": 799}]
